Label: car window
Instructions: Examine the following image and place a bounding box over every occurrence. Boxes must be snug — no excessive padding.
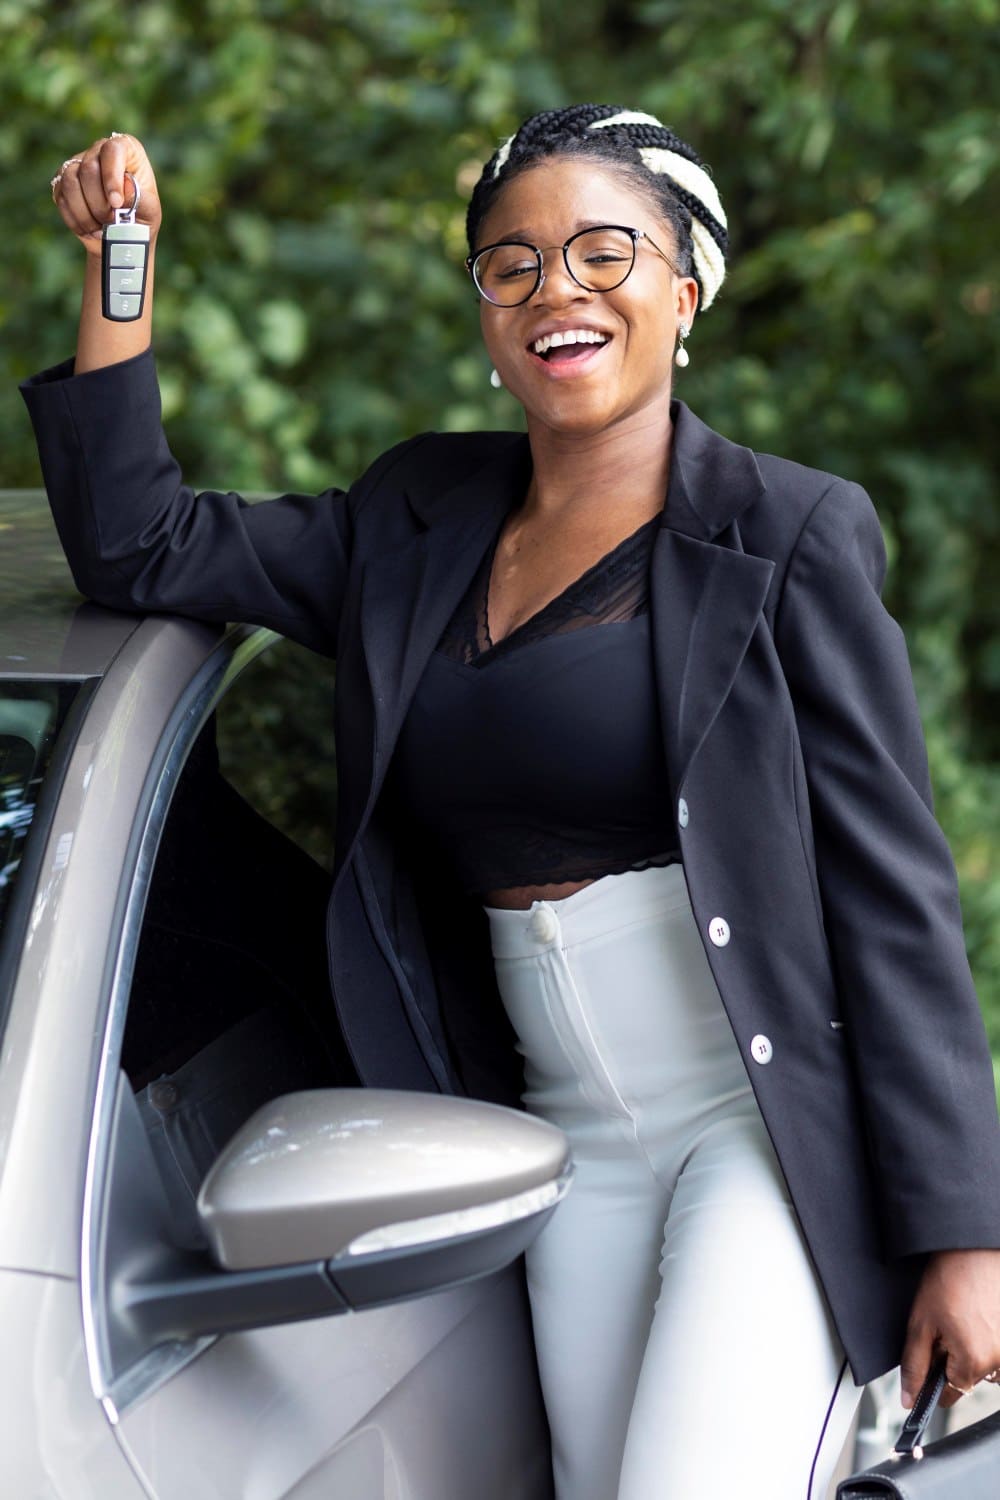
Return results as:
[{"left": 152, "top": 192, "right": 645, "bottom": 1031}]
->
[
  {"left": 120, "top": 637, "right": 355, "bottom": 1239},
  {"left": 0, "top": 679, "right": 92, "bottom": 1051},
  {"left": 0, "top": 681, "right": 83, "bottom": 936},
  {"left": 212, "top": 635, "right": 339, "bottom": 872}
]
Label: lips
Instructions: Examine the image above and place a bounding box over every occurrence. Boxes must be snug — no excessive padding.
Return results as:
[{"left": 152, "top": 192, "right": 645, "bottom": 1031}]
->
[
  {"left": 530, "top": 327, "right": 610, "bottom": 358},
  {"left": 521, "top": 324, "right": 614, "bottom": 381}
]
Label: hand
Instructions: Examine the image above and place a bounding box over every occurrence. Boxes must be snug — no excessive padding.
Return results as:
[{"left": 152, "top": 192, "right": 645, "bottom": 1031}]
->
[
  {"left": 50, "top": 133, "right": 161, "bottom": 256},
  {"left": 900, "top": 1248, "right": 1000, "bottom": 1408}
]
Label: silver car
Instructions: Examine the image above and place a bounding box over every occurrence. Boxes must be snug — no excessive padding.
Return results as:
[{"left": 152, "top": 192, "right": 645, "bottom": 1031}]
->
[{"left": 0, "top": 491, "right": 569, "bottom": 1499}]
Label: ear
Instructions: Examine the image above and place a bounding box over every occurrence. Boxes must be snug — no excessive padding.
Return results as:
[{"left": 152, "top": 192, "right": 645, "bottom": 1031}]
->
[{"left": 675, "top": 273, "right": 699, "bottom": 327}]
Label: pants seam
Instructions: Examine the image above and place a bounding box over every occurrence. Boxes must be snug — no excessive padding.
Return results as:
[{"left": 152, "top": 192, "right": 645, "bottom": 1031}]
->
[
  {"left": 807, "top": 1355, "right": 849, "bottom": 1500},
  {"left": 549, "top": 944, "right": 668, "bottom": 1188}
]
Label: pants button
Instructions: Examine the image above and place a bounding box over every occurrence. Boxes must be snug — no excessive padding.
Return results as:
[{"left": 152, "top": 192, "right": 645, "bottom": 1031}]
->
[{"left": 529, "top": 905, "right": 559, "bottom": 943}]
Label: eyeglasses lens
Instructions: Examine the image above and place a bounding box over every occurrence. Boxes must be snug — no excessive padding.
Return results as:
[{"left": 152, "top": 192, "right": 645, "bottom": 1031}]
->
[{"left": 474, "top": 227, "right": 636, "bottom": 306}]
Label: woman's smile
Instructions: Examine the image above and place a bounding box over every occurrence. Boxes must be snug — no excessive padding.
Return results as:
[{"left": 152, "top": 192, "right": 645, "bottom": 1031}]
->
[{"left": 525, "top": 325, "right": 613, "bottom": 378}]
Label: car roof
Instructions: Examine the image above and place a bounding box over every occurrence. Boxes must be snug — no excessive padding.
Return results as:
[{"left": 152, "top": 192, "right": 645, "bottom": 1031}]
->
[{"left": 1, "top": 490, "right": 147, "bottom": 679}]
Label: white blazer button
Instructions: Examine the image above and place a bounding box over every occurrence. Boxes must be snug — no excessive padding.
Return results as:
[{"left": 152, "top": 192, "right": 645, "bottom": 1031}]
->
[
  {"left": 530, "top": 906, "right": 559, "bottom": 944},
  {"left": 678, "top": 797, "right": 689, "bottom": 828},
  {"left": 708, "top": 916, "right": 730, "bottom": 946},
  {"left": 750, "top": 1034, "right": 773, "bottom": 1065}
]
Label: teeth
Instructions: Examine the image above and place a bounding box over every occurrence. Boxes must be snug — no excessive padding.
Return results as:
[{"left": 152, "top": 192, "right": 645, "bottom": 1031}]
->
[{"left": 531, "top": 329, "right": 609, "bottom": 356}]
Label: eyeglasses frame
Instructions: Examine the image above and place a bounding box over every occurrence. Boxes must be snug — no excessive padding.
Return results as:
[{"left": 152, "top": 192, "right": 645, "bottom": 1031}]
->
[{"left": 465, "top": 223, "right": 680, "bottom": 307}]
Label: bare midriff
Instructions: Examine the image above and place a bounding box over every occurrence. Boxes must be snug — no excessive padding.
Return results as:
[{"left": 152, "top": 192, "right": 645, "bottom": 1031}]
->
[{"left": 482, "top": 876, "right": 597, "bottom": 910}]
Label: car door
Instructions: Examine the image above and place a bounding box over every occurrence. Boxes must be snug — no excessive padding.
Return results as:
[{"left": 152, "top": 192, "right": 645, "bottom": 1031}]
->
[{"left": 88, "top": 629, "right": 553, "bottom": 1500}]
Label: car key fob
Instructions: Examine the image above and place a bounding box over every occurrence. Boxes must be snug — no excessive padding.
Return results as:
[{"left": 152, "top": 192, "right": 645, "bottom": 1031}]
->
[{"left": 101, "top": 171, "right": 149, "bottom": 322}]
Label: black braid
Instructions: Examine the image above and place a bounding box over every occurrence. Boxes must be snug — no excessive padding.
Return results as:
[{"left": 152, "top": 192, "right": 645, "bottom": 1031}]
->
[{"left": 466, "top": 105, "right": 728, "bottom": 314}]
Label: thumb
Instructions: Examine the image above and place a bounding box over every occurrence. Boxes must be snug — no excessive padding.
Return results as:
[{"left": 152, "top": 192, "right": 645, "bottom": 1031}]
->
[
  {"left": 99, "top": 133, "right": 153, "bottom": 217},
  {"left": 900, "top": 1320, "right": 936, "bottom": 1409}
]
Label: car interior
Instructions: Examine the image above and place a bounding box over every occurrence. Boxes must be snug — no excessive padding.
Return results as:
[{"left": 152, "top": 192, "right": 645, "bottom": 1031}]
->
[{"left": 122, "top": 716, "right": 356, "bottom": 1250}]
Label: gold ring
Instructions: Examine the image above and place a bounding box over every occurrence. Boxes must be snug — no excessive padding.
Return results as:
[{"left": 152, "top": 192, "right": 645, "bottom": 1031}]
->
[
  {"left": 945, "top": 1376, "right": 971, "bottom": 1396},
  {"left": 984, "top": 1367, "right": 1000, "bottom": 1384},
  {"left": 60, "top": 157, "right": 84, "bottom": 170}
]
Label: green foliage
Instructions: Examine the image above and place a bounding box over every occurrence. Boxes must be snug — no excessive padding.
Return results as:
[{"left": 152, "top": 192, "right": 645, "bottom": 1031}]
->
[{"left": 2, "top": 1, "right": 998, "bottom": 1036}]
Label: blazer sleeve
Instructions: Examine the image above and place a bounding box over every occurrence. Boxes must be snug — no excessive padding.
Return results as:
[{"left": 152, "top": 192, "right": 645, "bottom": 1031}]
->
[
  {"left": 19, "top": 347, "right": 424, "bottom": 657},
  {"left": 774, "top": 476, "right": 1000, "bottom": 1259}
]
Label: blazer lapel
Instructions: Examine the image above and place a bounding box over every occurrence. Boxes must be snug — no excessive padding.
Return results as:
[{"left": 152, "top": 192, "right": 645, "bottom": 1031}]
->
[
  {"left": 650, "top": 530, "right": 774, "bottom": 794},
  {"left": 359, "top": 433, "right": 531, "bottom": 809},
  {"left": 649, "top": 401, "right": 775, "bottom": 794}
]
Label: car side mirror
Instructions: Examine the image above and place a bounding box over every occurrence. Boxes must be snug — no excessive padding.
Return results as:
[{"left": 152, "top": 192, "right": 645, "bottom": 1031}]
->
[
  {"left": 197, "top": 1088, "right": 571, "bottom": 1306},
  {"left": 112, "top": 1084, "right": 571, "bottom": 1359}
]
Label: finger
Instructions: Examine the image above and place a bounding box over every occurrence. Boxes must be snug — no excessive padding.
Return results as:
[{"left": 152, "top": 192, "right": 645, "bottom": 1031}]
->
[
  {"left": 939, "top": 1369, "right": 974, "bottom": 1409},
  {"left": 50, "top": 156, "right": 84, "bottom": 212},
  {"left": 78, "top": 153, "right": 112, "bottom": 227},
  {"left": 937, "top": 1343, "right": 982, "bottom": 1408},
  {"left": 947, "top": 1341, "right": 989, "bottom": 1399},
  {"left": 98, "top": 134, "right": 131, "bottom": 210},
  {"left": 899, "top": 1320, "right": 936, "bottom": 1409},
  {"left": 54, "top": 161, "right": 101, "bottom": 239}
]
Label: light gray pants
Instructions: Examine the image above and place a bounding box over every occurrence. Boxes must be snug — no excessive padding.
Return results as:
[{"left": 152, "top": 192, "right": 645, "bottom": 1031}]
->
[{"left": 484, "top": 862, "right": 864, "bottom": 1500}]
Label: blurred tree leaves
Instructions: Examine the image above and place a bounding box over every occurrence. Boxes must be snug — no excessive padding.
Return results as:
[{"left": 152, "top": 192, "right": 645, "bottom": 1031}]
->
[{"left": 2, "top": 0, "right": 998, "bottom": 1042}]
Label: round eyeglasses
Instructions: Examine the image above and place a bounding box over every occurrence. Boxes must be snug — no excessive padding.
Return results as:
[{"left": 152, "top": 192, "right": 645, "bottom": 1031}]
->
[{"left": 466, "top": 224, "right": 678, "bottom": 308}]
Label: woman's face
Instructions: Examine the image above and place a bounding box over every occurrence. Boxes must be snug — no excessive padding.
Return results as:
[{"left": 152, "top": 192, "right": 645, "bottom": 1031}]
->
[{"left": 475, "top": 158, "right": 699, "bottom": 439}]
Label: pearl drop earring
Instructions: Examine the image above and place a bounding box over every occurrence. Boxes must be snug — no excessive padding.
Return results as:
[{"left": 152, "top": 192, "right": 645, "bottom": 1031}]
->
[
  {"left": 675, "top": 321, "right": 691, "bottom": 368},
  {"left": 490, "top": 368, "right": 503, "bottom": 389}
]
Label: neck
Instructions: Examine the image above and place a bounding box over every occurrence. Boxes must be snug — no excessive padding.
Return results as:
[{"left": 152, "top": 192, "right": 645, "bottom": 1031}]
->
[{"left": 522, "top": 393, "right": 675, "bottom": 526}]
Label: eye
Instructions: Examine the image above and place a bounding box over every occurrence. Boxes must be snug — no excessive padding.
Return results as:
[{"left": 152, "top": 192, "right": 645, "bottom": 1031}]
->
[
  {"left": 567, "top": 228, "right": 636, "bottom": 280},
  {"left": 476, "top": 245, "right": 537, "bottom": 284},
  {"left": 496, "top": 261, "right": 537, "bottom": 281}
]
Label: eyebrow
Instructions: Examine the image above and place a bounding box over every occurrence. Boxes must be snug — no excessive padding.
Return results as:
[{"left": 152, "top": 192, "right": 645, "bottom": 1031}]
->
[{"left": 487, "top": 218, "right": 616, "bottom": 242}]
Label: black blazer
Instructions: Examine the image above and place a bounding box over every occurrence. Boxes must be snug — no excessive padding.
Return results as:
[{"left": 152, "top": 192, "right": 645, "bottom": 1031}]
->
[{"left": 21, "top": 347, "right": 1000, "bottom": 1385}]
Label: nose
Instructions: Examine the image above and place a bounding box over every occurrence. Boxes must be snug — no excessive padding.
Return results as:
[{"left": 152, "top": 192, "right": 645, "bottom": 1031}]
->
[{"left": 530, "top": 251, "right": 591, "bottom": 307}]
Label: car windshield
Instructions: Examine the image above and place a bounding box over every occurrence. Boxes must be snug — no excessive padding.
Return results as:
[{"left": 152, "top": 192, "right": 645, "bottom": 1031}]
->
[{"left": 0, "top": 679, "right": 86, "bottom": 947}]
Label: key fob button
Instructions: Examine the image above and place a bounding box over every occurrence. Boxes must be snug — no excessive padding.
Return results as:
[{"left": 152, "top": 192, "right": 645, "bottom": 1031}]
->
[
  {"left": 109, "top": 268, "right": 144, "bottom": 294},
  {"left": 108, "top": 294, "right": 140, "bottom": 318},
  {"left": 109, "top": 243, "right": 145, "bottom": 268}
]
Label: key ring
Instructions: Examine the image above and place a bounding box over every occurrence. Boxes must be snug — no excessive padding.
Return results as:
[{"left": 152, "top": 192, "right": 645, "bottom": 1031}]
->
[{"left": 117, "top": 171, "right": 140, "bottom": 221}]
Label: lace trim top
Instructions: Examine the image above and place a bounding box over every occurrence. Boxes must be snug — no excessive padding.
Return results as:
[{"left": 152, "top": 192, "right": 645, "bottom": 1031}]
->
[
  {"left": 386, "top": 510, "right": 681, "bottom": 898},
  {"left": 437, "top": 511, "right": 661, "bottom": 665}
]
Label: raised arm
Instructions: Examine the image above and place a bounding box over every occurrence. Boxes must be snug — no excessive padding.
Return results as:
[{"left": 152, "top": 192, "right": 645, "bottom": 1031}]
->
[
  {"left": 49, "top": 131, "right": 159, "bottom": 375},
  {"left": 23, "top": 134, "right": 421, "bottom": 657}
]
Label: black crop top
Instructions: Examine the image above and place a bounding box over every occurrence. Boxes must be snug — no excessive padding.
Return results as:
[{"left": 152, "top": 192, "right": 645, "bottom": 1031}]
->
[{"left": 387, "top": 511, "right": 681, "bottom": 899}]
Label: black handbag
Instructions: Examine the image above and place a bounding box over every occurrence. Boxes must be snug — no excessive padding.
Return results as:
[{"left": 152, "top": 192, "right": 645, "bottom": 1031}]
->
[{"left": 836, "top": 1353, "right": 1000, "bottom": 1497}]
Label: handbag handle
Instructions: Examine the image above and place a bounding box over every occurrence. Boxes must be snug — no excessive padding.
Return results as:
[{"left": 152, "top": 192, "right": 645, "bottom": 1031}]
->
[{"left": 892, "top": 1353, "right": 949, "bottom": 1455}]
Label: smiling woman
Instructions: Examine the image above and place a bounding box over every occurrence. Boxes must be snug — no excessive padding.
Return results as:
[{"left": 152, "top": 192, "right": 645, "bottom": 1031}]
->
[
  {"left": 21, "top": 100, "right": 1000, "bottom": 1500},
  {"left": 472, "top": 159, "right": 699, "bottom": 432}
]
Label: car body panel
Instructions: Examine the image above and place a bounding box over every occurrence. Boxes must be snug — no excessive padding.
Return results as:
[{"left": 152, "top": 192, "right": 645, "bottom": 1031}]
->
[
  {"left": 0, "top": 611, "right": 232, "bottom": 1276},
  {"left": 117, "top": 1272, "right": 550, "bottom": 1499},
  {"left": 0, "top": 490, "right": 139, "bottom": 679},
  {"left": 0, "top": 1270, "right": 143, "bottom": 1498}
]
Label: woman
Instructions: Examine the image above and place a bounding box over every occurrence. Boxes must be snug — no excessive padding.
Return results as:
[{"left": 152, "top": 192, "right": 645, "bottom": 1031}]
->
[{"left": 24, "top": 105, "right": 1000, "bottom": 1498}]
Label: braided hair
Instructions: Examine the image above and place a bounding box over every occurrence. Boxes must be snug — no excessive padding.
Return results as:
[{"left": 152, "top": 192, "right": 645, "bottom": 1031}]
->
[{"left": 466, "top": 106, "right": 728, "bottom": 314}]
